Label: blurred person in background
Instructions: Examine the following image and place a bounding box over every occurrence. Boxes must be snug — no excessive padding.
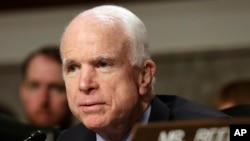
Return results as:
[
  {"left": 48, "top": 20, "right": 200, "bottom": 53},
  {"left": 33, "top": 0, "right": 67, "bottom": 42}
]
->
[
  {"left": 19, "top": 45, "right": 73, "bottom": 140},
  {"left": 215, "top": 79, "right": 250, "bottom": 117}
]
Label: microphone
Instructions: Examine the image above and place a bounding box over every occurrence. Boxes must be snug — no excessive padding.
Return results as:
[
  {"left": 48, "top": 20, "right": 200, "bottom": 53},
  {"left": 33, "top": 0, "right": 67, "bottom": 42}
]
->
[{"left": 23, "top": 130, "right": 47, "bottom": 141}]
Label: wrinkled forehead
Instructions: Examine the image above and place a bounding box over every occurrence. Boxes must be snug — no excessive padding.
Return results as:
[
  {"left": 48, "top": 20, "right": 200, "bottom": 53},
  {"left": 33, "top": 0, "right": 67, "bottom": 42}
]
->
[
  {"left": 66, "top": 10, "right": 123, "bottom": 34},
  {"left": 62, "top": 13, "right": 128, "bottom": 43},
  {"left": 60, "top": 13, "right": 131, "bottom": 57}
]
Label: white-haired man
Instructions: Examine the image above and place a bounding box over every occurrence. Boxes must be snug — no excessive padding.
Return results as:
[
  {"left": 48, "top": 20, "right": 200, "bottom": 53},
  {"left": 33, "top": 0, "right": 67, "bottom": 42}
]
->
[{"left": 57, "top": 5, "right": 227, "bottom": 141}]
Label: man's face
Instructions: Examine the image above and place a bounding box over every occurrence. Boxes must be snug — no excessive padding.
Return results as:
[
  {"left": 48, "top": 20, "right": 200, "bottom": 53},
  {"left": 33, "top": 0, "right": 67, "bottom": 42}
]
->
[
  {"left": 61, "top": 17, "right": 142, "bottom": 130},
  {"left": 20, "top": 55, "right": 69, "bottom": 127}
]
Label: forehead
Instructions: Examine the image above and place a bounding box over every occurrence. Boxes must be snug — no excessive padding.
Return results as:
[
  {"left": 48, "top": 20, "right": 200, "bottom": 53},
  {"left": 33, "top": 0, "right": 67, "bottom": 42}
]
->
[
  {"left": 27, "top": 55, "right": 62, "bottom": 75},
  {"left": 29, "top": 54, "right": 60, "bottom": 65},
  {"left": 61, "top": 15, "right": 130, "bottom": 59}
]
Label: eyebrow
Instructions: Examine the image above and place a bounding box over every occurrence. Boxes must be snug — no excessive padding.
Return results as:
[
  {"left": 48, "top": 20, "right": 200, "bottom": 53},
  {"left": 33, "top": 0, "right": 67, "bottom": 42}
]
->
[
  {"left": 63, "top": 59, "right": 73, "bottom": 65},
  {"left": 91, "top": 54, "right": 115, "bottom": 63},
  {"left": 62, "top": 54, "right": 115, "bottom": 65}
]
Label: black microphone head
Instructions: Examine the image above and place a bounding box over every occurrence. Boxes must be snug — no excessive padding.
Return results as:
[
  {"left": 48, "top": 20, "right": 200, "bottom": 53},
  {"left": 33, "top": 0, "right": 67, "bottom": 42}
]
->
[{"left": 24, "top": 130, "right": 46, "bottom": 141}]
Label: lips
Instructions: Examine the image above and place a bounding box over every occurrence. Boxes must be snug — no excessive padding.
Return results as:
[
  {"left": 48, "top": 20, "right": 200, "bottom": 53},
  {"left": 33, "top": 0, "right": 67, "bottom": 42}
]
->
[
  {"left": 78, "top": 101, "right": 105, "bottom": 113},
  {"left": 79, "top": 101, "right": 105, "bottom": 107}
]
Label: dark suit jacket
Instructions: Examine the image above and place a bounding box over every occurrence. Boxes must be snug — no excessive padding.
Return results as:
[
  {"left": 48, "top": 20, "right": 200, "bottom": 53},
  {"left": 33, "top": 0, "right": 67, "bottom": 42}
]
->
[
  {"left": 221, "top": 104, "right": 250, "bottom": 117},
  {"left": 57, "top": 95, "right": 228, "bottom": 141},
  {"left": 0, "top": 113, "right": 37, "bottom": 141}
]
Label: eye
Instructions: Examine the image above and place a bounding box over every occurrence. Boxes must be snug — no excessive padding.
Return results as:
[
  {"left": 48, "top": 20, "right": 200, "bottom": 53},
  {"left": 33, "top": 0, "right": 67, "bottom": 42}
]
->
[
  {"left": 50, "top": 84, "right": 66, "bottom": 94},
  {"left": 96, "top": 61, "right": 112, "bottom": 68},
  {"left": 99, "top": 62, "right": 109, "bottom": 67},
  {"left": 26, "top": 82, "right": 39, "bottom": 91},
  {"left": 66, "top": 64, "right": 78, "bottom": 73},
  {"left": 69, "top": 65, "right": 76, "bottom": 72}
]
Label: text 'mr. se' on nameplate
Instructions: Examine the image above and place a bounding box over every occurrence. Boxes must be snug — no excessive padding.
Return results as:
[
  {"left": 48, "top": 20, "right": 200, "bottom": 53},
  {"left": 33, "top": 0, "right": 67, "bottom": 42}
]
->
[{"left": 130, "top": 118, "right": 250, "bottom": 141}]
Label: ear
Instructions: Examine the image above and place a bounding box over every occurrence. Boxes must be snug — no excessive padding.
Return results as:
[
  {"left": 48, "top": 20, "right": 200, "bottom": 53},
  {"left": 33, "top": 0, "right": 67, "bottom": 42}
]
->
[{"left": 138, "top": 60, "right": 156, "bottom": 95}]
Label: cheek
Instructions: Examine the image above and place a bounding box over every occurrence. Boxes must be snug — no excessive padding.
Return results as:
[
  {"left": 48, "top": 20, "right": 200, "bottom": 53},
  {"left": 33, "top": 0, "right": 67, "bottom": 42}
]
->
[
  {"left": 51, "top": 96, "right": 68, "bottom": 108},
  {"left": 24, "top": 97, "right": 39, "bottom": 108},
  {"left": 23, "top": 100, "right": 39, "bottom": 114},
  {"left": 106, "top": 75, "right": 139, "bottom": 110},
  {"left": 65, "top": 78, "right": 76, "bottom": 98},
  {"left": 65, "top": 85, "right": 76, "bottom": 102},
  {"left": 65, "top": 76, "right": 78, "bottom": 94},
  {"left": 110, "top": 89, "right": 138, "bottom": 121},
  {"left": 65, "top": 81, "right": 78, "bottom": 113}
]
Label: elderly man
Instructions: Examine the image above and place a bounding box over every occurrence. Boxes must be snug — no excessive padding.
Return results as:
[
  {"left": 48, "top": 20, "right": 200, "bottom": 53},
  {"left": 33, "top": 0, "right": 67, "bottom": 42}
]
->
[{"left": 58, "top": 5, "right": 227, "bottom": 141}]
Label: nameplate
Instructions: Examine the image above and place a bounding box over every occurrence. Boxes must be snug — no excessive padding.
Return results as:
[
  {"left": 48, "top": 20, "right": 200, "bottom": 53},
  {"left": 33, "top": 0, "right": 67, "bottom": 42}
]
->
[{"left": 130, "top": 118, "right": 250, "bottom": 141}]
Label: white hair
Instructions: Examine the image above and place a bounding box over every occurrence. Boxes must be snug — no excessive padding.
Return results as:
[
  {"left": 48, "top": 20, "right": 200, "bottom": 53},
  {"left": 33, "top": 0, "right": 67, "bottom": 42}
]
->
[{"left": 79, "top": 5, "right": 151, "bottom": 68}]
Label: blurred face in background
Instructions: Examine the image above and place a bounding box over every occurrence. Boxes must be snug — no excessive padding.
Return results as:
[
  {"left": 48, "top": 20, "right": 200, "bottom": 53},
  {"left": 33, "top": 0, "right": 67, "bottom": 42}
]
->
[{"left": 20, "top": 54, "right": 69, "bottom": 128}]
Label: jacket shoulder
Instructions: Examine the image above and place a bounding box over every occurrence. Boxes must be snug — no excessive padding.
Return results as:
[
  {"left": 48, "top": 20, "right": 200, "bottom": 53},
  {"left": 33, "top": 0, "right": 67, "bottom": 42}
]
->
[
  {"left": 156, "top": 95, "right": 229, "bottom": 120},
  {"left": 57, "top": 123, "right": 95, "bottom": 141}
]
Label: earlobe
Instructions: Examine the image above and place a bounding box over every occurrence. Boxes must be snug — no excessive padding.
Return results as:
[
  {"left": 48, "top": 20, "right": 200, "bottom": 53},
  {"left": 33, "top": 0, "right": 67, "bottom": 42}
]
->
[{"left": 139, "top": 60, "right": 156, "bottom": 95}]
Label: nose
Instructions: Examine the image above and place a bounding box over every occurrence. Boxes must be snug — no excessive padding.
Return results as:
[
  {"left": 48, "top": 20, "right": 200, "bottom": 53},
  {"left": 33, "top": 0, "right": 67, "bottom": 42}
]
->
[
  {"left": 79, "top": 66, "right": 99, "bottom": 94},
  {"left": 37, "top": 87, "right": 50, "bottom": 106}
]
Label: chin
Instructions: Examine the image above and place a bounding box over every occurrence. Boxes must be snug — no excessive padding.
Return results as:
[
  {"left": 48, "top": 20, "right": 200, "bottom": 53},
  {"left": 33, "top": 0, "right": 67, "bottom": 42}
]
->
[{"left": 82, "top": 115, "right": 108, "bottom": 130}]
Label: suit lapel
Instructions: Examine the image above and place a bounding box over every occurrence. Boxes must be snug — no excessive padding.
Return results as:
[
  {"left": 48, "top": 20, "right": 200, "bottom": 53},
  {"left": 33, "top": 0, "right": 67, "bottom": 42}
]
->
[
  {"left": 82, "top": 129, "right": 96, "bottom": 141},
  {"left": 77, "top": 124, "right": 96, "bottom": 141},
  {"left": 149, "top": 96, "right": 171, "bottom": 122}
]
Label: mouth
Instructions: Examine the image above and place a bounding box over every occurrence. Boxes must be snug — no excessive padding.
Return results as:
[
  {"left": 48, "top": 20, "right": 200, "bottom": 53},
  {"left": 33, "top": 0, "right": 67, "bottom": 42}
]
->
[
  {"left": 79, "top": 101, "right": 105, "bottom": 106},
  {"left": 78, "top": 102, "right": 105, "bottom": 113}
]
